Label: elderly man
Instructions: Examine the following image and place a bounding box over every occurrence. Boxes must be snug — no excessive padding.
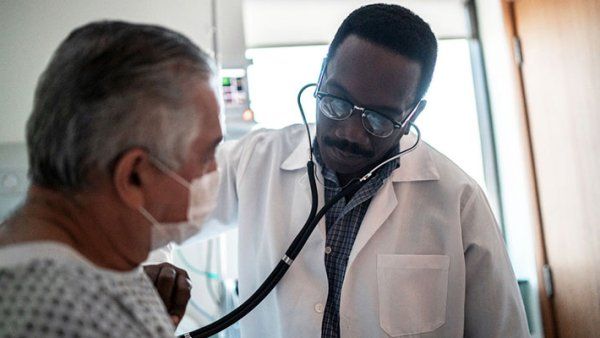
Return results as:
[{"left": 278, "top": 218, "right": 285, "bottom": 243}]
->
[
  {"left": 0, "top": 21, "right": 222, "bottom": 337},
  {"left": 168, "top": 4, "right": 530, "bottom": 338}
]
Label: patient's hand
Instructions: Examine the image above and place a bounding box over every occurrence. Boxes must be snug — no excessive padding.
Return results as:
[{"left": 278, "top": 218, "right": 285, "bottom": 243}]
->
[{"left": 144, "top": 262, "right": 192, "bottom": 327}]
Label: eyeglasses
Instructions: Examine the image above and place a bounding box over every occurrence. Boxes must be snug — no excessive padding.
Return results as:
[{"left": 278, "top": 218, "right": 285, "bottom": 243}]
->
[{"left": 315, "top": 91, "right": 408, "bottom": 138}]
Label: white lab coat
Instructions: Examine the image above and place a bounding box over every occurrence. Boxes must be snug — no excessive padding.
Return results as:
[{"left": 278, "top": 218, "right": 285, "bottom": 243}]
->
[{"left": 195, "top": 124, "right": 529, "bottom": 338}]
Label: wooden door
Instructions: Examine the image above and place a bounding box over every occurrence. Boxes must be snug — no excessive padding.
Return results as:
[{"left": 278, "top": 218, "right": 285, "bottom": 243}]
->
[{"left": 509, "top": 0, "right": 600, "bottom": 336}]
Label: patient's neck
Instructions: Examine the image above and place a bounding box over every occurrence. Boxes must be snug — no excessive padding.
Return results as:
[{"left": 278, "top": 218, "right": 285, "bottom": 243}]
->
[{"left": 0, "top": 185, "right": 144, "bottom": 271}]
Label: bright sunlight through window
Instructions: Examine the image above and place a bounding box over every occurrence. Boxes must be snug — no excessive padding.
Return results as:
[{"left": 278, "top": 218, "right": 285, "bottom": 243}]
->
[{"left": 246, "top": 40, "right": 486, "bottom": 188}]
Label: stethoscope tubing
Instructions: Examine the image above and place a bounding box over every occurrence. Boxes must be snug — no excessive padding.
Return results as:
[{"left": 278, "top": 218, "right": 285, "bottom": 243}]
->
[{"left": 181, "top": 162, "right": 367, "bottom": 337}]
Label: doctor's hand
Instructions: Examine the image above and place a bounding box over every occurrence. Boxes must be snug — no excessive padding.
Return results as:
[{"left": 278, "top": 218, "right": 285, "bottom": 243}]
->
[{"left": 144, "top": 262, "right": 192, "bottom": 327}]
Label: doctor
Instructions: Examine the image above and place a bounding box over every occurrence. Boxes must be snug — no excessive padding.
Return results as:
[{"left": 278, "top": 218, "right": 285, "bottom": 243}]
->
[{"left": 181, "top": 4, "right": 529, "bottom": 337}]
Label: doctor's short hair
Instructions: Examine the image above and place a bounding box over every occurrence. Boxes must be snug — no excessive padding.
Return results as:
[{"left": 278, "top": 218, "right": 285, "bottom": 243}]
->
[
  {"left": 26, "top": 20, "right": 216, "bottom": 191},
  {"left": 328, "top": 3, "right": 438, "bottom": 102}
]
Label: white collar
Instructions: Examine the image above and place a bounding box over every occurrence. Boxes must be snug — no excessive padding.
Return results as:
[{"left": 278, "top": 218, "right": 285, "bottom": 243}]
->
[{"left": 280, "top": 126, "right": 440, "bottom": 182}]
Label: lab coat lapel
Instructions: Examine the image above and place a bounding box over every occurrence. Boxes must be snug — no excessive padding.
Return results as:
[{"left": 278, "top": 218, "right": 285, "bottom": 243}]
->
[
  {"left": 347, "top": 179, "right": 397, "bottom": 267},
  {"left": 291, "top": 172, "right": 327, "bottom": 243},
  {"left": 347, "top": 134, "right": 439, "bottom": 268},
  {"left": 281, "top": 129, "right": 327, "bottom": 248},
  {"left": 280, "top": 125, "right": 315, "bottom": 171}
]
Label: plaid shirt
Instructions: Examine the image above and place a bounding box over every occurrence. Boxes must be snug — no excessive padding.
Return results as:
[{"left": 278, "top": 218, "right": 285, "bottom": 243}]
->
[{"left": 314, "top": 142, "right": 398, "bottom": 338}]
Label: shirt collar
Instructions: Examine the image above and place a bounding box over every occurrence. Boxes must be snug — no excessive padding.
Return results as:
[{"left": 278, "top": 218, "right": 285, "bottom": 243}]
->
[{"left": 312, "top": 140, "right": 398, "bottom": 188}]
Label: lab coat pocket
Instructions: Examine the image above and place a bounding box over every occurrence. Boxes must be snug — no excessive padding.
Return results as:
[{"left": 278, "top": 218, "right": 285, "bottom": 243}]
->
[{"left": 377, "top": 254, "right": 450, "bottom": 337}]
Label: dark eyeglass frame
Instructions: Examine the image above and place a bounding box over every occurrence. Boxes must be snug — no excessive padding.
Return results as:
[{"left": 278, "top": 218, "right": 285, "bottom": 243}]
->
[{"left": 315, "top": 91, "right": 405, "bottom": 138}]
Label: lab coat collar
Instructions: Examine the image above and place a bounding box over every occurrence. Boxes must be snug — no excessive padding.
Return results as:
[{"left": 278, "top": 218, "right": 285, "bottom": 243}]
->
[{"left": 280, "top": 127, "right": 440, "bottom": 183}]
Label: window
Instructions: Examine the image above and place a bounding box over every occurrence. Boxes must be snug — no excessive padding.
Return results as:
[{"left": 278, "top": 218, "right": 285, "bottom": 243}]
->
[{"left": 246, "top": 39, "right": 486, "bottom": 188}]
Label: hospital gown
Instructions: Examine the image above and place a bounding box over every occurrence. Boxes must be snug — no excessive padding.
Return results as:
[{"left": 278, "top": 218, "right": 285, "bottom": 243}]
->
[{"left": 0, "top": 241, "right": 174, "bottom": 338}]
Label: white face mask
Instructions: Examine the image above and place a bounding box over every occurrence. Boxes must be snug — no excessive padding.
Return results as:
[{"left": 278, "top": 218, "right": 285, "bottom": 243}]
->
[{"left": 138, "top": 160, "right": 220, "bottom": 249}]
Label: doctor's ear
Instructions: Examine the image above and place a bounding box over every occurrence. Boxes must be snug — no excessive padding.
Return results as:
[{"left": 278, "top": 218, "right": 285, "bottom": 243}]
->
[{"left": 112, "top": 148, "right": 153, "bottom": 210}]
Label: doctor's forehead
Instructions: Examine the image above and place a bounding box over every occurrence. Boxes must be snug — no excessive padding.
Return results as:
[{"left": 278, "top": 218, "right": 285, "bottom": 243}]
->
[{"left": 326, "top": 36, "right": 421, "bottom": 109}]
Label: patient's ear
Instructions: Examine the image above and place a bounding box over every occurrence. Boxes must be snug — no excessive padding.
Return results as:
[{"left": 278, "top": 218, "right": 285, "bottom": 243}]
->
[{"left": 112, "top": 148, "right": 153, "bottom": 210}]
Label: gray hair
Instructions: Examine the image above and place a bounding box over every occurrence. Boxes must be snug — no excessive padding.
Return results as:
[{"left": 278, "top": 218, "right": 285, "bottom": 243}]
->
[{"left": 26, "top": 21, "right": 216, "bottom": 191}]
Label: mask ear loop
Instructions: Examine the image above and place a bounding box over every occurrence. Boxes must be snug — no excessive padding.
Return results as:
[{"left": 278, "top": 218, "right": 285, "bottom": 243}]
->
[
  {"left": 137, "top": 156, "right": 191, "bottom": 228},
  {"left": 138, "top": 206, "right": 160, "bottom": 225},
  {"left": 148, "top": 156, "right": 191, "bottom": 189}
]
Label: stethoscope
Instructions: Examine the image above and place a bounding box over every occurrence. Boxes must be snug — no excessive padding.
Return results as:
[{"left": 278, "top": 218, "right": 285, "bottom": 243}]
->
[{"left": 181, "top": 59, "right": 422, "bottom": 338}]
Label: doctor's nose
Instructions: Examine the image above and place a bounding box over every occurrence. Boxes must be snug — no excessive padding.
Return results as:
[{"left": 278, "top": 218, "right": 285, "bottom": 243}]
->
[{"left": 334, "top": 108, "right": 371, "bottom": 146}]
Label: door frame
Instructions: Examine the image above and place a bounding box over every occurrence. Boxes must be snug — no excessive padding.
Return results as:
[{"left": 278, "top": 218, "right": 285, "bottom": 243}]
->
[{"left": 500, "top": 1, "right": 557, "bottom": 336}]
